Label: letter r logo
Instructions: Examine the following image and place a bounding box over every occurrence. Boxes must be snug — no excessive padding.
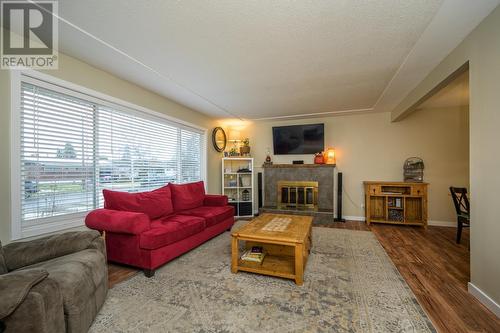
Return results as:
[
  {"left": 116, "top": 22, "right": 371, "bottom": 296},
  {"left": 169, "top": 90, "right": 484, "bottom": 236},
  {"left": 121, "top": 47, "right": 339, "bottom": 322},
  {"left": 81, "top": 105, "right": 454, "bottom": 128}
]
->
[{"left": 1, "top": 1, "right": 54, "bottom": 55}]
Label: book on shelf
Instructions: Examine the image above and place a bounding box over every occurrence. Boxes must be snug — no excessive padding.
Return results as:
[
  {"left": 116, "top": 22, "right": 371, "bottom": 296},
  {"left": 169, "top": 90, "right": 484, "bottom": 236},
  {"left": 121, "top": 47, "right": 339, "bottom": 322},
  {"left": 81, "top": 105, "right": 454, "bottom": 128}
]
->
[
  {"left": 250, "top": 246, "right": 263, "bottom": 253},
  {"left": 241, "top": 249, "right": 266, "bottom": 264}
]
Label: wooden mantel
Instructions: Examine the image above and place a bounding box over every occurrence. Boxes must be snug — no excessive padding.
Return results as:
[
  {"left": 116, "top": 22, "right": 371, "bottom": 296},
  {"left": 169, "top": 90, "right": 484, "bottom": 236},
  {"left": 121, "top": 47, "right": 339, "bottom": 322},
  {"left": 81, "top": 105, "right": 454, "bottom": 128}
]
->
[{"left": 262, "top": 164, "right": 336, "bottom": 168}]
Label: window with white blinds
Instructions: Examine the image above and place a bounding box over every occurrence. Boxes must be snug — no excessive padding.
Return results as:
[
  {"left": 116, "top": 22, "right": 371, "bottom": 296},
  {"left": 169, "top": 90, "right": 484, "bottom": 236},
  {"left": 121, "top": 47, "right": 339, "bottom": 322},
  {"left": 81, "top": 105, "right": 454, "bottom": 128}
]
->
[{"left": 17, "top": 78, "right": 205, "bottom": 237}]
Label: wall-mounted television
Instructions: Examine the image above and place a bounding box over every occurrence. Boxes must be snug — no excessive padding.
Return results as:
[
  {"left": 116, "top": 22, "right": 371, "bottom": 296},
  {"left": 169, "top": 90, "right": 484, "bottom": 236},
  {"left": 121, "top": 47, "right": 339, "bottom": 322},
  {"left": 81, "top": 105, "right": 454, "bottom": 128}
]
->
[{"left": 272, "top": 123, "right": 324, "bottom": 155}]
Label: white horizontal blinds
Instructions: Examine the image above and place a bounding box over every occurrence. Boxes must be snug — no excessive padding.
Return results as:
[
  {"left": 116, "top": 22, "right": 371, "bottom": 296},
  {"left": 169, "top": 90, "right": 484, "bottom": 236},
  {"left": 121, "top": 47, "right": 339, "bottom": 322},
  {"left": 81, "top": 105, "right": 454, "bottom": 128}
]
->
[
  {"left": 20, "top": 82, "right": 96, "bottom": 225},
  {"left": 180, "top": 128, "right": 203, "bottom": 183},
  {"left": 19, "top": 76, "right": 205, "bottom": 232},
  {"left": 96, "top": 106, "right": 180, "bottom": 206}
]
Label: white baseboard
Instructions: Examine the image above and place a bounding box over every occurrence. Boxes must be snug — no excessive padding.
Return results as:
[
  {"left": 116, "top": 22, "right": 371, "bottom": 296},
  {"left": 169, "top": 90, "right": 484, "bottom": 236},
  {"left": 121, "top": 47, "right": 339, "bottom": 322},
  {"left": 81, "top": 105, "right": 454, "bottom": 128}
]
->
[
  {"left": 468, "top": 282, "right": 500, "bottom": 318},
  {"left": 340, "top": 217, "right": 456, "bottom": 227},
  {"left": 428, "top": 220, "right": 456, "bottom": 227},
  {"left": 343, "top": 215, "right": 366, "bottom": 222}
]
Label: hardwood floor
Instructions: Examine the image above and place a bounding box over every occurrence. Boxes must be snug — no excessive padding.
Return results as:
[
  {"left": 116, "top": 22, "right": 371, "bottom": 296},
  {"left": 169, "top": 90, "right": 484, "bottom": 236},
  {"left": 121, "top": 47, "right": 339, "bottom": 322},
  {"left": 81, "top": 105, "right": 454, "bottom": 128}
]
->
[
  {"left": 107, "top": 222, "right": 500, "bottom": 332},
  {"left": 108, "top": 263, "right": 138, "bottom": 288}
]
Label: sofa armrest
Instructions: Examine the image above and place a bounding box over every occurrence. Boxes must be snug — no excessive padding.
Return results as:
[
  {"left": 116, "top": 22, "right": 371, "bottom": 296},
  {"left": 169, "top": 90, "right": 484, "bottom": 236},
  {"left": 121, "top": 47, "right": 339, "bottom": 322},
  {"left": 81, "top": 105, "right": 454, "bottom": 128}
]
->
[
  {"left": 3, "top": 231, "right": 102, "bottom": 271},
  {"left": 85, "top": 209, "right": 151, "bottom": 235},
  {"left": 204, "top": 194, "right": 229, "bottom": 206},
  {"left": 0, "top": 268, "right": 48, "bottom": 319}
]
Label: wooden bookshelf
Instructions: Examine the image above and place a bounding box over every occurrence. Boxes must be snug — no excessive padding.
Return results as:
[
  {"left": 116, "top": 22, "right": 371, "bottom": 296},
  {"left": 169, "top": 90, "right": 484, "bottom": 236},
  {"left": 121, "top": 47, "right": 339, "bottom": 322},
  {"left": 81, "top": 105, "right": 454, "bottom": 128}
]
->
[{"left": 364, "top": 181, "right": 428, "bottom": 228}]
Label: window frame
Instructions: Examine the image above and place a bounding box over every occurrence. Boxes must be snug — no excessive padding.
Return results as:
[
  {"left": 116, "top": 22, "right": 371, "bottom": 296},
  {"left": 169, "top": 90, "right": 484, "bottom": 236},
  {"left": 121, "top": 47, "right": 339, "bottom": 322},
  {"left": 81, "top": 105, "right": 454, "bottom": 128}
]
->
[{"left": 10, "top": 69, "right": 207, "bottom": 240}]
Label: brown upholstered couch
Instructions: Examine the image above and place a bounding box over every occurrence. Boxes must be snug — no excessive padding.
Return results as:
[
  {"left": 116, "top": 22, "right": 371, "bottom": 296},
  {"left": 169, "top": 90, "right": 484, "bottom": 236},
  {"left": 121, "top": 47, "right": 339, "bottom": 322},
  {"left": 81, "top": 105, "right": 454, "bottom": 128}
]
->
[{"left": 0, "top": 230, "right": 107, "bottom": 333}]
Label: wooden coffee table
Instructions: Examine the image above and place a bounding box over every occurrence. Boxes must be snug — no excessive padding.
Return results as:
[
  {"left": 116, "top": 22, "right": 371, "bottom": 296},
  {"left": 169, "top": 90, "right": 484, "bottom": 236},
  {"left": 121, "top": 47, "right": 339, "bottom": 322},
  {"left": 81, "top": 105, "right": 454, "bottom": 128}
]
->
[{"left": 231, "top": 213, "right": 312, "bottom": 285}]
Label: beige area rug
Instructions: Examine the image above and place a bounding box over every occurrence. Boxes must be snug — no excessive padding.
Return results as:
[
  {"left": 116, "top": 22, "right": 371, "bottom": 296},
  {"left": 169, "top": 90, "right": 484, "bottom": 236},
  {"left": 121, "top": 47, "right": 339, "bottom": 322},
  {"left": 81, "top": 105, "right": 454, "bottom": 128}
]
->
[{"left": 90, "top": 222, "right": 436, "bottom": 332}]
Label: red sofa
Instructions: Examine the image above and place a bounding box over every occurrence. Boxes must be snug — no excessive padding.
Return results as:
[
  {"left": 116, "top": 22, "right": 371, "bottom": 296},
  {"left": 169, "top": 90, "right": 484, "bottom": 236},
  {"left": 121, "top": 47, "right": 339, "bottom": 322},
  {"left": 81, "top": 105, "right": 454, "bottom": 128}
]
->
[{"left": 85, "top": 181, "right": 234, "bottom": 277}]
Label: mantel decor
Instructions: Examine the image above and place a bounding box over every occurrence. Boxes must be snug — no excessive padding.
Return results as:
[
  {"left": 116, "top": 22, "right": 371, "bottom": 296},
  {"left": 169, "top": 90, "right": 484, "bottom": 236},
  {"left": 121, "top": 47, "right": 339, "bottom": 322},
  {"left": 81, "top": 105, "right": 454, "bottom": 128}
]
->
[
  {"left": 323, "top": 147, "right": 336, "bottom": 164},
  {"left": 263, "top": 147, "right": 273, "bottom": 166},
  {"left": 314, "top": 152, "right": 324, "bottom": 164}
]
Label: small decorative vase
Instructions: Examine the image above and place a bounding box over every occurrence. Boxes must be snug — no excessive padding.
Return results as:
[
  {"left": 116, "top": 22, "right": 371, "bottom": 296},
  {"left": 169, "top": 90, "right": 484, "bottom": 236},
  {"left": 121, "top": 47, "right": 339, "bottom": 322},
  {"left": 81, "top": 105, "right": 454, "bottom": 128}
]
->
[
  {"left": 314, "top": 153, "right": 324, "bottom": 164},
  {"left": 263, "top": 148, "right": 273, "bottom": 166}
]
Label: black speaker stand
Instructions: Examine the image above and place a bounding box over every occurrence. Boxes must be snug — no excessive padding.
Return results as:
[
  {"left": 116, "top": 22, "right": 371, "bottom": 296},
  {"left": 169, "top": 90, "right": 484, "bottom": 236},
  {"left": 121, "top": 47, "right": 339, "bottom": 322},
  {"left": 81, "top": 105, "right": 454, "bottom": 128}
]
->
[{"left": 334, "top": 172, "right": 346, "bottom": 223}]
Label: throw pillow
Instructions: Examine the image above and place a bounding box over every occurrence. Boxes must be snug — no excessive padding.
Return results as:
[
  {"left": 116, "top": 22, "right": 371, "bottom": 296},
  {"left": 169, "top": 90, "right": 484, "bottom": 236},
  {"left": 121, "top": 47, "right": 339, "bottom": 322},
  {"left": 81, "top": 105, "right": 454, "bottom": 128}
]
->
[
  {"left": 103, "top": 185, "right": 173, "bottom": 219},
  {"left": 169, "top": 181, "right": 206, "bottom": 211}
]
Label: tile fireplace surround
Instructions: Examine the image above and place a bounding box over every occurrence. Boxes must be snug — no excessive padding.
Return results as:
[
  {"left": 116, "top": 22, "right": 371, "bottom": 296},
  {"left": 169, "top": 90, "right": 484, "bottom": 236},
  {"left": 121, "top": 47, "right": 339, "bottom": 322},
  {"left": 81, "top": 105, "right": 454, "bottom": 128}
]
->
[{"left": 261, "top": 164, "right": 335, "bottom": 223}]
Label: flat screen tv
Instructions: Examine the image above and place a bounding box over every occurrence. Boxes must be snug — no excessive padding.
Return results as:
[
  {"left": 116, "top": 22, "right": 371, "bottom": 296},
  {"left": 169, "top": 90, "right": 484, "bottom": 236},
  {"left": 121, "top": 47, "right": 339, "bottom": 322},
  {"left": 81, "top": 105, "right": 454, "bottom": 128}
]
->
[{"left": 272, "top": 123, "right": 324, "bottom": 155}]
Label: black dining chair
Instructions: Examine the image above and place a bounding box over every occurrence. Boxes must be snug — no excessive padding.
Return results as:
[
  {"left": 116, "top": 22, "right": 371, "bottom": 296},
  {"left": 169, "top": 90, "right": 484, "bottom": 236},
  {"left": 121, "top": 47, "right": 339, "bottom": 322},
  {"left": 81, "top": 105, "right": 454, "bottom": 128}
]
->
[{"left": 449, "top": 187, "right": 470, "bottom": 244}]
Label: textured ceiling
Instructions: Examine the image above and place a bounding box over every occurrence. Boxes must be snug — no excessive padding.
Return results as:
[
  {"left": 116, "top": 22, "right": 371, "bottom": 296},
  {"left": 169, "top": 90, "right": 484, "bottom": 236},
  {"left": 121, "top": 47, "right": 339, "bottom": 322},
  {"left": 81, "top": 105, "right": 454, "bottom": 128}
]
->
[{"left": 54, "top": 0, "right": 497, "bottom": 119}]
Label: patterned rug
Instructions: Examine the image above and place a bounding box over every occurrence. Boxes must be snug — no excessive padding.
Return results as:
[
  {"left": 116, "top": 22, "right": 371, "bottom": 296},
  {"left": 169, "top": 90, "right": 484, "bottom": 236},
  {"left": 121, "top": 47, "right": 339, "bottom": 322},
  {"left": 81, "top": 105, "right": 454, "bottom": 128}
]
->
[{"left": 90, "top": 222, "right": 436, "bottom": 332}]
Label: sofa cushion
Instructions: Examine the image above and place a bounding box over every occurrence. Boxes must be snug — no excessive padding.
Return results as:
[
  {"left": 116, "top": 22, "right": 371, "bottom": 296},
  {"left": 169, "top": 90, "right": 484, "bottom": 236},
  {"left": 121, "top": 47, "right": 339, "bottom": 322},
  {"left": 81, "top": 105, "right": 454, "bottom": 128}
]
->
[
  {"left": 169, "top": 181, "right": 206, "bottom": 211},
  {"left": 21, "top": 249, "right": 107, "bottom": 316},
  {"left": 140, "top": 215, "right": 206, "bottom": 250},
  {"left": 103, "top": 185, "right": 173, "bottom": 219},
  {"left": 181, "top": 205, "right": 234, "bottom": 227}
]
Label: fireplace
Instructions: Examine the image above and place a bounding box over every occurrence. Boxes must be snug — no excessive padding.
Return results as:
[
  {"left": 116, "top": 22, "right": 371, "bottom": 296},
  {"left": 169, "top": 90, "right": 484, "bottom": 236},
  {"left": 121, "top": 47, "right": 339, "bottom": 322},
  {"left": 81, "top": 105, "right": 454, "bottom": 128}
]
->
[
  {"left": 260, "top": 164, "right": 335, "bottom": 224},
  {"left": 262, "top": 164, "right": 334, "bottom": 211},
  {"left": 277, "top": 181, "right": 318, "bottom": 210}
]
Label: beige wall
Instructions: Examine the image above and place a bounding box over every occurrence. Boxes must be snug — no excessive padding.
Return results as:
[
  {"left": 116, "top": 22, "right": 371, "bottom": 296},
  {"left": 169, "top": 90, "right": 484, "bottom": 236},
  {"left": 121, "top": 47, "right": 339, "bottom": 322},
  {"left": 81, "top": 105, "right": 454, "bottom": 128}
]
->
[
  {"left": 393, "top": 5, "right": 500, "bottom": 309},
  {"left": 0, "top": 53, "right": 222, "bottom": 244},
  {"left": 238, "top": 106, "right": 469, "bottom": 222}
]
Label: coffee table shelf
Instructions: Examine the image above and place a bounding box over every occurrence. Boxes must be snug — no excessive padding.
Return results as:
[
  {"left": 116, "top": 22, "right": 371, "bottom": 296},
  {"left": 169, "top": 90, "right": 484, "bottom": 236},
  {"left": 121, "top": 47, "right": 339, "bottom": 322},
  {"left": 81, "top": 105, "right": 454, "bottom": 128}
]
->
[{"left": 237, "top": 255, "right": 295, "bottom": 280}]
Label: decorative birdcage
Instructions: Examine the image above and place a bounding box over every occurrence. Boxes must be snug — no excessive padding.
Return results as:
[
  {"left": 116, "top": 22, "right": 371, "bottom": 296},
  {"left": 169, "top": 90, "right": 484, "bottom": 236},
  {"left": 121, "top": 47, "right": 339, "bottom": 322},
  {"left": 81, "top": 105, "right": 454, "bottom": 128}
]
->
[{"left": 404, "top": 157, "right": 424, "bottom": 182}]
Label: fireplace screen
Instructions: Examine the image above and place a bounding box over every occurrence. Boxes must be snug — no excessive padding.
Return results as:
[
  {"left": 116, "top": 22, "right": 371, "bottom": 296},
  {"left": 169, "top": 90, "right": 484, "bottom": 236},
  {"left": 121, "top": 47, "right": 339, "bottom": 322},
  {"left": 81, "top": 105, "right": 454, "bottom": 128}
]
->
[{"left": 277, "top": 181, "right": 318, "bottom": 210}]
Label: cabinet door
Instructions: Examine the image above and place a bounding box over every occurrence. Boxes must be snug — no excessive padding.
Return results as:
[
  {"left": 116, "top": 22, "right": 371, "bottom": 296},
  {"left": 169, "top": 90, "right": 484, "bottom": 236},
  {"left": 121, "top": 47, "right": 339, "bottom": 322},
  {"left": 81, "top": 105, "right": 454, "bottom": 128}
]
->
[{"left": 238, "top": 202, "right": 252, "bottom": 216}]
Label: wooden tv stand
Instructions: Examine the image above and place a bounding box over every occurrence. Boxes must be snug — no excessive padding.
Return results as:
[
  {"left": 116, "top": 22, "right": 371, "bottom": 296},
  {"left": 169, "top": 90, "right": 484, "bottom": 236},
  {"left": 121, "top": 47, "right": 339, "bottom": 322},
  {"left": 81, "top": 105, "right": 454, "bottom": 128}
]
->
[{"left": 364, "top": 181, "right": 428, "bottom": 228}]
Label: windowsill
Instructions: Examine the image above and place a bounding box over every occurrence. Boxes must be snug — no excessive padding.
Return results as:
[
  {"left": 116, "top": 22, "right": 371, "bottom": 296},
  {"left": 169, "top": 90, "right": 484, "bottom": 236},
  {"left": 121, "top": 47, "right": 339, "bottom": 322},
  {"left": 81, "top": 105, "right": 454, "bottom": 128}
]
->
[{"left": 16, "top": 214, "right": 86, "bottom": 240}]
